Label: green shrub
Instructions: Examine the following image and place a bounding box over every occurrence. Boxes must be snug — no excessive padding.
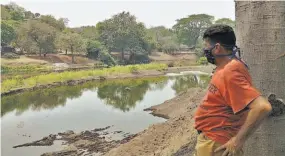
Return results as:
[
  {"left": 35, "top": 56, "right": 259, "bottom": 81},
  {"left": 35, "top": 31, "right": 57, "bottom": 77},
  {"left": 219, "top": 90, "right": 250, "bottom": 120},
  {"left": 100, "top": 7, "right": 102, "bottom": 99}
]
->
[
  {"left": 129, "top": 66, "right": 139, "bottom": 73},
  {"left": 197, "top": 57, "right": 208, "bottom": 65},
  {"left": 1, "top": 65, "right": 51, "bottom": 73},
  {"left": 2, "top": 53, "right": 20, "bottom": 59}
]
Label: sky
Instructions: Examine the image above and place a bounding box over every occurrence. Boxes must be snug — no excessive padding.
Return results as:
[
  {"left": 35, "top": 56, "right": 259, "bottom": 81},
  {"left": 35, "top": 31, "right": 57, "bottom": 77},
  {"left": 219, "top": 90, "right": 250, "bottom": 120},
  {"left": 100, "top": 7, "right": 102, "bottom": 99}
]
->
[{"left": 1, "top": 0, "right": 235, "bottom": 28}]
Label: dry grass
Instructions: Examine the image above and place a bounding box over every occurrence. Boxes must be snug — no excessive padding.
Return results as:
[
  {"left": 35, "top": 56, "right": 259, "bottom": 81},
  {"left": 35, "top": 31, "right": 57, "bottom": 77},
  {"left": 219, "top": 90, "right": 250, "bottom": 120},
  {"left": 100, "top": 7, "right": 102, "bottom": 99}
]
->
[
  {"left": 1, "top": 56, "right": 49, "bottom": 66},
  {"left": 27, "top": 54, "right": 98, "bottom": 64},
  {"left": 1, "top": 54, "right": 99, "bottom": 67},
  {"left": 149, "top": 52, "right": 197, "bottom": 61}
]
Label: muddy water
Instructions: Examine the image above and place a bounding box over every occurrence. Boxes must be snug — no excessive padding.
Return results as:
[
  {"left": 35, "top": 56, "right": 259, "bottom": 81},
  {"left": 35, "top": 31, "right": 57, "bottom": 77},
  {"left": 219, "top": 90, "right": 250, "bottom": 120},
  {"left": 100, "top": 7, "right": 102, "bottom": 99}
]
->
[{"left": 1, "top": 73, "right": 210, "bottom": 156}]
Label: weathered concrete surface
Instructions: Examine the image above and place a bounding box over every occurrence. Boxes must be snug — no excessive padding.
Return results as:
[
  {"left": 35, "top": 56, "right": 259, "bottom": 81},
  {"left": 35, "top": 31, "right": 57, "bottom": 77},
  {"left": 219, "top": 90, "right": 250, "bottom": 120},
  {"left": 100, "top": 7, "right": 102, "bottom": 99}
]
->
[{"left": 236, "top": 1, "right": 285, "bottom": 156}]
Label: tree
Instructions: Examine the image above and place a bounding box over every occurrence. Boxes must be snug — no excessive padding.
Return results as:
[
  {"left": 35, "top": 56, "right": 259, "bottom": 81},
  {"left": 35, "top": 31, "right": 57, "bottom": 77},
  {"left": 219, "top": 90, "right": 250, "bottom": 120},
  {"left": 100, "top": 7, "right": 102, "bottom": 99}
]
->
[
  {"left": 58, "top": 32, "right": 84, "bottom": 63},
  {"left": 59, "top": 18, "right": 69, "bottom": 27},
  {"left": 1, "top": 5, "right": 11, "bottom": 20},
  {"left": 73, "top": 26, "right": 98, "bottom": 40},
  {"left": 147, "top": 26, "right": 179, "bottom": 52},
  {"left": 1, "top": 21, "right": 17, "bottom": 45},
  {"left": 236, "top": 1, "right": 285, "bottom": 156},
  {"left": 6, "top": 2, "right": 25, "bottom": 21},
  {"left": 85, "top": 40, "right": 116, "bottom": 66},
  {"left": 39, "top": 15, "right": 66, "bottom": 31},
  {"left": 86, "top": 40, "right": 104, "bottom": 59},
  {"left": 98, "top": 48, "right": 117, "bottom": 66},
  {"left": 215, "top": 18, "right": 235, "bottom": 29},
  {"left": 16, "top": 20, "right": 57, "bottom": 55},
  {"left": 160, "top": 39, "right": 179, "bottom": 54},
  {"left": 24, "top": 11, "right": 35, "bottom": 19},
  {"left": 147, "top": 26, "right": 175, "bottom": 43},
  {"left": 97, "top": 11, "right": 152, "bottom": 63},
  {"left": 173, "top": 14, "right": 214, "bottom": 47},
  {"left": 15, "top": 35, "right": 38, "bottom": 54},
  {"left": 35, "top": 13, "right": 41, "bottom": 18}
]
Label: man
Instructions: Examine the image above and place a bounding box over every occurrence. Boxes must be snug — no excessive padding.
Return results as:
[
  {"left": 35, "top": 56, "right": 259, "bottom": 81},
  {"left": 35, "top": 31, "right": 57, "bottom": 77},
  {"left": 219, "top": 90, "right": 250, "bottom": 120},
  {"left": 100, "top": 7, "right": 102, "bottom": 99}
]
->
[{"left": 194, "top": 24, "right": 272, "bottom": 156}]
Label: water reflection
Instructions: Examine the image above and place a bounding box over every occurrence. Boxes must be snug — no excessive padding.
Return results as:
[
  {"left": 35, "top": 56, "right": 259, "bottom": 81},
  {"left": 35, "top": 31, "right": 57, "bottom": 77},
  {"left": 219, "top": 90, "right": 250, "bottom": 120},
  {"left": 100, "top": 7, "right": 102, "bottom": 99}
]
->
[
  {"left": 1, "top": 81, "right": 95, "bottom": 116},
  {"left": 170, "top": 75, "right": 210, "bottom": 94},
  {"left": 97, "top": 78, "right": 165, "bottom": 112},
  {"left": 1, "top": 74, "right": 210, "bottom": 116}
]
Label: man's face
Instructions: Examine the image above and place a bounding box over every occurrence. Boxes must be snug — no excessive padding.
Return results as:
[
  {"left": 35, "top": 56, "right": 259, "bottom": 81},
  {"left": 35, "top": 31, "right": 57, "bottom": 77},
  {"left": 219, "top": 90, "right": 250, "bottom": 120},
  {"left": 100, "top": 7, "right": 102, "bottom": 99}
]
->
[{"left": 203, "top": 39, "right": 223, "bottom": 56}]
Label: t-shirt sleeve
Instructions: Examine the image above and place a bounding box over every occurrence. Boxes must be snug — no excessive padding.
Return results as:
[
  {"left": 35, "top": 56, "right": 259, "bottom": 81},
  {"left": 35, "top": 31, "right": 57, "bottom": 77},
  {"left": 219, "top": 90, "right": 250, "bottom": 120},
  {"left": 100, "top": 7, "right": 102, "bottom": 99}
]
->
[{"left": 224, "top": 68, "right": 261, "bottom": 114}]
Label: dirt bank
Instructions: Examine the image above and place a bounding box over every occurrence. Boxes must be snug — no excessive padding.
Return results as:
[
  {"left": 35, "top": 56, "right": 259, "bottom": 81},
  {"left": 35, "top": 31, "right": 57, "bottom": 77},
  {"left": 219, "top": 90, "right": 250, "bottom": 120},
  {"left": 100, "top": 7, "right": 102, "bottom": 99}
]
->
[
  {"left": 105, "top": 88, "right": 207, "bottom": 156},
  {"left": 1, "top": 65, "right": 214, "bottom": 96}
]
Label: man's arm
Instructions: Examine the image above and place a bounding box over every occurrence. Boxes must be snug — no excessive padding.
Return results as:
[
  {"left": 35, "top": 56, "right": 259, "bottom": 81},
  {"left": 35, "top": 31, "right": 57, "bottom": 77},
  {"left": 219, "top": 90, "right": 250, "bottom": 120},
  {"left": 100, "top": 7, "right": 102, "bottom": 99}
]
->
[
  {"left": 215, "top": 96, "right": 272, "bottom": 155},
  {"left": 235, "top": 96, "right": 272, "bottom": 143}
]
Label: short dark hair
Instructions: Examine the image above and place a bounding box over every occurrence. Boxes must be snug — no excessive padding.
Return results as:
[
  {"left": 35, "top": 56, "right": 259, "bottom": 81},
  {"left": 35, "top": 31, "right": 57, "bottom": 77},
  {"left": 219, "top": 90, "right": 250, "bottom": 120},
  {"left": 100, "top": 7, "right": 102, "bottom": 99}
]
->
[{"left": 203, "top": 24, "right": 236, "bottom": 50}]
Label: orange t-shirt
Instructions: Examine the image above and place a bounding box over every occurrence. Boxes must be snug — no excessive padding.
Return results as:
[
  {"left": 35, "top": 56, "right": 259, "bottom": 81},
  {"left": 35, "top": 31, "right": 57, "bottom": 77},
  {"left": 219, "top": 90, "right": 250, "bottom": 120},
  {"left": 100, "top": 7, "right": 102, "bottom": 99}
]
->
[{"left": 194, "top": 59, "right": 261, "bottom": 144}]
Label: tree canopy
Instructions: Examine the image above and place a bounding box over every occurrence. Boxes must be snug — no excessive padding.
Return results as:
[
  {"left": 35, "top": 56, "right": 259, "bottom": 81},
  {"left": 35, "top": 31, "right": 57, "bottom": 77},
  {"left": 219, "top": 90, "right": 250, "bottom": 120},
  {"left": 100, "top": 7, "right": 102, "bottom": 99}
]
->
[
  {"left": 173, "top": 14, "right": 214, "bottom": 47},
  {"left": 1, "top": 20, "right": 17, "bottom": 45},
  {"left": 1, "top": 2, "right": 235, "bottom": 65},
  {"left": 215, "top": 18, "right": 235, "bottom": 30},
  {"left": 96, "top": 11, "right": 153, "bottom": 64}
]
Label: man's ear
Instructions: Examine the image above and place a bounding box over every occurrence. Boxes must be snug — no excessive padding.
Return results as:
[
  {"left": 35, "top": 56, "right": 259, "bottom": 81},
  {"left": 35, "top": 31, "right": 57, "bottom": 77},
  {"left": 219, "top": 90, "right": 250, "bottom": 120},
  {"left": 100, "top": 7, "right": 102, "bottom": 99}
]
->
[{"left": 213, "top": 43, "right": 220, "bottom": 54}]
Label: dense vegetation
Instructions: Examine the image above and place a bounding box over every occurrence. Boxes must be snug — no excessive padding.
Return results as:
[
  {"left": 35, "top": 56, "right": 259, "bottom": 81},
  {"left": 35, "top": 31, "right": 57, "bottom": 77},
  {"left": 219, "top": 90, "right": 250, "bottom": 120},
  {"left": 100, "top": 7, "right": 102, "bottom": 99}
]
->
[{"left": 1, "top": 2, "right": 235, "bottom": 65}]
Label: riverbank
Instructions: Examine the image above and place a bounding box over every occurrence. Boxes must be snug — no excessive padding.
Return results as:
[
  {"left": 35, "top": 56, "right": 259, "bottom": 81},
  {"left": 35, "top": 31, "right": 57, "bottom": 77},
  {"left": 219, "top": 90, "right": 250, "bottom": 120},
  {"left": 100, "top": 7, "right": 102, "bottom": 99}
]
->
[
  {"left": 15, "top": 87, "right": 207, "bottom": 156},
  {"left": 1, "top": 65, "right": 214, "bottom": 96},
  {"left": 105, "top": 88, "right": 206, "bottom": 156}
]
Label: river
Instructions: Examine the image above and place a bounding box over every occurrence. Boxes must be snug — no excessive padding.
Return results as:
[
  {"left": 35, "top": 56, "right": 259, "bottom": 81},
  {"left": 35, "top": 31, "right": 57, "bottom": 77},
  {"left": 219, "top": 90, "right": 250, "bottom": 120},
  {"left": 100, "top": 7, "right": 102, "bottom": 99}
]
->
[{"left": 1, "top": 73, "right": 210, "bottom": 156}]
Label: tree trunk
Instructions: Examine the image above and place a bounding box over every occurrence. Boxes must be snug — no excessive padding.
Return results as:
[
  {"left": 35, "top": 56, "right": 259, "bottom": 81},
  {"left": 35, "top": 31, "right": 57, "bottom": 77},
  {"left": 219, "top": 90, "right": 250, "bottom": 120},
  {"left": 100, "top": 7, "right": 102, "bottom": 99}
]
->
[
  {"left": 121, "top": 48, "right": 125, "bottom": 64},
  {"left": 129, "top": 52, "right": 135, "bottom": 64},
  {"left": 71, "top": 46, "right": 74, "bottom": 64},
  {"left": 39, "top": 48, "right": 42, "bottom": 57},
  {"left": 236, "top": 1, "right": 285, "bottom": 156},
  {"left": 65, "top": 49, "right": 67, "bottom": 55}
]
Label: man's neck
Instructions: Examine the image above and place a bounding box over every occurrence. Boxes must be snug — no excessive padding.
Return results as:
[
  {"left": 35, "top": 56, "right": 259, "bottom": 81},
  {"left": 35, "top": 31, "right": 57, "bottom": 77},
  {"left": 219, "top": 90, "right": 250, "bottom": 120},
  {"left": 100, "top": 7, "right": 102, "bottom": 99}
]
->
[{"left": 215, "top": 57, "right": 232, "bottom": 68}]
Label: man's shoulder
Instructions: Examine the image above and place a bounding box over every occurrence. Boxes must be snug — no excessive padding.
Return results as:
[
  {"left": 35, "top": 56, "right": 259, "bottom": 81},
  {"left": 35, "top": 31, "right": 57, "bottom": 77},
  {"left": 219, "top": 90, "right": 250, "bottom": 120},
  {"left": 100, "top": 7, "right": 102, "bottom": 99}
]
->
[{"left": 224, "top": 59, "right": 247, "bottom": 75}]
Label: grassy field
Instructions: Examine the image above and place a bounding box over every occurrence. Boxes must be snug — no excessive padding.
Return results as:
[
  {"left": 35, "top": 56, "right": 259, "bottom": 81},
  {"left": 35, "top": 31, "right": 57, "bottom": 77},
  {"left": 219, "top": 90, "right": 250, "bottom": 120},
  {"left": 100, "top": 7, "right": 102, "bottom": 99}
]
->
[
  {"left": 1, "top": 64, "right": 52, "bottom": 73},
  {"left": 1, "top": 63, "right": 167, "bottom": 93}
]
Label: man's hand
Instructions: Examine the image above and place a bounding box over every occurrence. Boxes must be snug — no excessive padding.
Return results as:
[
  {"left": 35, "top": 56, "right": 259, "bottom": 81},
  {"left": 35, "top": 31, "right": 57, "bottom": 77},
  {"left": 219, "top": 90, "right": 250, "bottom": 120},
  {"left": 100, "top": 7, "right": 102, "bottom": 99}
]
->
[{"left": 214, "top": 136, "right": 244, "bottom": 156}]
